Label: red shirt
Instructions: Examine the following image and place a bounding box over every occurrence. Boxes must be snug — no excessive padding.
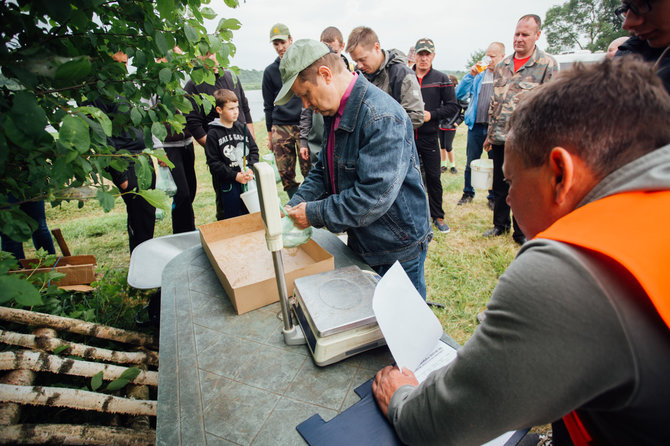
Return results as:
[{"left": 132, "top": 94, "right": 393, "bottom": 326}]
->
[
  {"left": 514, "top": 55, "right": 531, "bottom": 72},
  {"left": 327, "top": 72, "right": 358, "bottom": 193}
]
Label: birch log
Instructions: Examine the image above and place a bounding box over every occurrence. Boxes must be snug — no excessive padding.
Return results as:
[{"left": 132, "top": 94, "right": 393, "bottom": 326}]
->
[
  {"left": 0, "top": 307, "right": 156, "bottom": 347},
  {"left": 0, "top": 330, "right": 158, "bottom": 366},
  {"left": 0, "top": 384, "right": 157, "bottom": 416},
  {"left": 0, "top": 424, "right": 154, "bottom": 445},
  {"left": 0, "top": 351, "right": 158, "bottom": 386}
]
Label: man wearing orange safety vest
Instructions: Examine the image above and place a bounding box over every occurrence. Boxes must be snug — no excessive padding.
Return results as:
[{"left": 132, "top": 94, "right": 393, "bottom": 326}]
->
[{"left": 372, "top": 57, "right": 670, "bottom": 445}]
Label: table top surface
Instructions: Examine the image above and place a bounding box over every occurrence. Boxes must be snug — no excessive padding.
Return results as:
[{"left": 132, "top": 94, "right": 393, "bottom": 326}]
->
[{"left": 156, "top": 229, "right": 395, "bottom": 446}]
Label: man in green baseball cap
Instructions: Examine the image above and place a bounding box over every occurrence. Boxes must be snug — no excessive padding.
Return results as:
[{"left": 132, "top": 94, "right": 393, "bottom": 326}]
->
[
  {"left": 263, "top": 23, "right": 308, "bottom": 198},
  {"left": 280, "top": 39, "right": 432, "bottom": 300}
]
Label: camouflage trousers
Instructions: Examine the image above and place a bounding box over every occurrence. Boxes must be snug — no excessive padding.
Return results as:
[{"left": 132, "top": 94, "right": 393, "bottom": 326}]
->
[{"left": 271, "top": 124, "right": 311, "bottom": 193}]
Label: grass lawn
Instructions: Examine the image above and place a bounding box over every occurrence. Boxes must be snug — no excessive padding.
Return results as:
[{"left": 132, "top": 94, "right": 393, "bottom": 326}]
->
[{"left": 29, "top": 122, "right": 518, "bottom": 345}]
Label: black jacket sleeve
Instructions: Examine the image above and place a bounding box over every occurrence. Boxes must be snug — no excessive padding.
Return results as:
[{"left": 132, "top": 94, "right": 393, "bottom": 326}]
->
[
  {"left": 184, "top": 80, "right": 208, "bottom": 143},
  {"left": 262, "top": 66, "right": 276, "bottom": 132}
]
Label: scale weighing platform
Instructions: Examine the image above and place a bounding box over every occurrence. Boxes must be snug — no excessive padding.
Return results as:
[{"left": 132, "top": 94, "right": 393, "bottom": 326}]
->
[{"left": 292, "top": 265, "right": 386, "bottom": 366}]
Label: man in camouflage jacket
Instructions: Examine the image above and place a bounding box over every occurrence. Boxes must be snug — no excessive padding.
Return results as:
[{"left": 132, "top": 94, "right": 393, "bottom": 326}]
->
[{"left": 484, "top": 14, "right": 558, "bottom": 245}]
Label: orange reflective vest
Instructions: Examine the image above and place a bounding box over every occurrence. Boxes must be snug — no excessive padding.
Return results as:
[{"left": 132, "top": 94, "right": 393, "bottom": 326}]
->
[{"left": 536, "top": 190, "right": 670, "bottom": 446}]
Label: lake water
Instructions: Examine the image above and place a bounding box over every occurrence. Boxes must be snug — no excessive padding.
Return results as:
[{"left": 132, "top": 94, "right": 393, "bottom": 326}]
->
[{"left": 244, "top": 89, "right": 264, "bottom": 124}]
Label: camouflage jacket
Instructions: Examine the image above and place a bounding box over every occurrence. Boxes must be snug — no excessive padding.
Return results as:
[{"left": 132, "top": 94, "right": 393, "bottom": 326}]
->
[{"left": 488, "top": 47, "right": 558, "bottom": 144}]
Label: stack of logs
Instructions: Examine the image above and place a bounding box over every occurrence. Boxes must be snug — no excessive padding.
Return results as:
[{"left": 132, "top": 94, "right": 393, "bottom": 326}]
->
[{"left": 0, "top": 306, "right": 158, "bottom": 445}]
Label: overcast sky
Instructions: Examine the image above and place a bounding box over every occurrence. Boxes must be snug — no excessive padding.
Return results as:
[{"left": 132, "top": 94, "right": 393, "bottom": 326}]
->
[{"left": 208, "top": 0, "right": 564, "bottom": 71}]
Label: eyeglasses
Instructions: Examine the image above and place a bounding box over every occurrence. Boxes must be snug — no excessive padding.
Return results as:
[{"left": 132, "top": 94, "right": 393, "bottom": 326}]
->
[{"left": 615, "top": 0, "right": 653, "bottom": 21}]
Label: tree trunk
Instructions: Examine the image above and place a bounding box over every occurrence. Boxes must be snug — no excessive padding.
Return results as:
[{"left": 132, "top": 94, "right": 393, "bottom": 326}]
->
[
  {"left": 0, "top": 424, "right": 154, "bottom": 445},
  {"left": 0, "top": 330, "right": 158, "bottom": 366},
  {"left": 0, "top": 351, "right": 158, "bottom": 386},
  {"left": 0, "top": 384, "right": 157, "bottom": 416},
  {"left": 0, "top": 307, "right": 156, "bottom": 348}
]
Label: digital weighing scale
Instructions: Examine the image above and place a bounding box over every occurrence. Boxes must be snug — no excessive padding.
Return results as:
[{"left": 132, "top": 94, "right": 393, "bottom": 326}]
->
[
  {"left": 293, "top": 265, "right": 386, "bottom": 366},
  {"left": 252, "top": 162, "right": 386, "bottom": 366}
]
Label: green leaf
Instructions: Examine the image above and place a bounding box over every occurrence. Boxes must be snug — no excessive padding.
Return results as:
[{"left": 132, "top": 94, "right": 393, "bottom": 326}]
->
[
  {"left": 145, "top": 148, "right": 174, "bottom": 169},
  {"left": 54, "top": 57, "right": 91, "bottom": 82},
  {"left": 151, "top": 121, "right": 167, "bottom": 142},
  {"left": 119, "top": 367, "right": 141, "bottom": 381},
  {"left": 105, "top": 378, "right": 130, "bottom": 392},
  {"left": 223, "top": 0, "right": 239, "bottom": 7},
  {"left": 134, "top": 49, "right": 147, "bottom": 69},
  {"left": 130, "top": 107, "right": 142, "bottom": 126},
  {"left": 200, "top": 7, "right": 217, "bottom": 19},
  {"left": 159, "top": 67, "right": 172, "bottom": 85},
  {"left": 91, "top": 371, "right": 103, "bottom": 391},
  {"left": 184, "top": 24, "right": 198, "bottom": 43},
  {"left": 155, "top": 31, "right": 168, "bottom": 55},
  {"left": 53, "top": 344, "right": 70, "bottom": 355},
  {"left": 59, "top": 115, "right": 90, "bottom": 153},
  {"left": 220, "top": 18, "right": 242, "bottom": 31},
  {"left": 0, "top": 208, "right": 38, "bottom": 243},
  {"left": 11, "top": 91, "right": 48, "bottom": 136},
  {"left": 190, "top": 68, "right": 206, "bottom": 85},
  {"left": 136, "top": 189, "right": 170, "bottom": 211},
  {"left": 96, "top": 188, "right": 116, "bottom": 212},
  {"left": 134, "top": 156, "right": 152, "bottom": 190},
  {"left": 0, "top": 275, "right": 43, "bottom": 306}
]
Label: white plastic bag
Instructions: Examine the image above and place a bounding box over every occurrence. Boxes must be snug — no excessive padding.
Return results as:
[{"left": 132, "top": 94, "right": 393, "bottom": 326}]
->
[
  {"left": 281, "top": 215, "right": 312, "bottom": 248},
  {"left": 156, "top": 166, "right": 178, "bottom": 197}
]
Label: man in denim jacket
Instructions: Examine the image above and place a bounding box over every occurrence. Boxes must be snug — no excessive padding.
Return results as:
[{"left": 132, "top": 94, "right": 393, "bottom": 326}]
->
[{"left": 278, "top": 40, "right": 432, "bottom": 298}]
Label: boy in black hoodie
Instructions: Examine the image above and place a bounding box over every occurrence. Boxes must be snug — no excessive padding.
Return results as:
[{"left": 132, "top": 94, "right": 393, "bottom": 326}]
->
[{"left": 204, "top": 89, "right": 259, "bottom": 220}]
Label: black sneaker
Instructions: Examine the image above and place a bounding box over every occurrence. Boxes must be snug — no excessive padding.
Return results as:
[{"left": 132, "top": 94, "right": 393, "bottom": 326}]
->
[
  {"left": 433, "top": 218, "right": 451, "bottom": 233},
  {"left": 483, "top": 226, "right": 509, "bottom": 237},
  {"left": 440, "top": 165, "right": 448, "bottom": 173},
  {"left": 457, "top": 194, "right": 473, "bottom": 205},
  {"left": 487, "top": 197, "right": 495, "bottom": 211},
  {"left": 449, "top": 166, "right": 458, "bottom": 174}
]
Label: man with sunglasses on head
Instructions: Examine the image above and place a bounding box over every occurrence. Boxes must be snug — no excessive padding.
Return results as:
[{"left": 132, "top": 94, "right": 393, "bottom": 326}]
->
[{"left": 615, "top": 0, "right": 670, "bottom": 92}]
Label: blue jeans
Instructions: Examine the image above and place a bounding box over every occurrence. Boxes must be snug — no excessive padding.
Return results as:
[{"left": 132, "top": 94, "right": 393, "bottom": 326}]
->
[
  {"left": 1, "top": 199, "right": 55, "bottom": 261},
  {"left": 374, "top": 243, "right": 428, "bottom": 300},
  {"left": 463, "top": 123, "right": 493, "bottom": 199}
]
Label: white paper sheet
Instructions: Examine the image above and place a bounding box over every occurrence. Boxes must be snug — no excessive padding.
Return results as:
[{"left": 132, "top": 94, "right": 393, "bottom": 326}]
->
[
  {"left": 372, "top": 262, "right": 521, "bottom": 446},
  {"left": 372, "top": 261, "right": 443, "bottom": 371}
]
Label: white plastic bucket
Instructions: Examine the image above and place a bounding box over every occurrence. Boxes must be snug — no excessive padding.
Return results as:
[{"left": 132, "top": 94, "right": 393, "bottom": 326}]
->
[
  {"left": 240, "top": 188, "right": 261, "bottom": 213},
  {"left": 470, "top": 159, "right": 494, "bottom": 190}
]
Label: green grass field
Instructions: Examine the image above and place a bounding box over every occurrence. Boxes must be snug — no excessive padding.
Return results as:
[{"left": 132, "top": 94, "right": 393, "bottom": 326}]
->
[{"left": 29, "top": 122, "right": 518, "bottom": 345}]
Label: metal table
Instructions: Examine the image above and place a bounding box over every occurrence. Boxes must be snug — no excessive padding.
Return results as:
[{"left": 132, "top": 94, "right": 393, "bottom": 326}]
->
[{"left": 156, "top": 229, "right": 394, "bottom": 445}]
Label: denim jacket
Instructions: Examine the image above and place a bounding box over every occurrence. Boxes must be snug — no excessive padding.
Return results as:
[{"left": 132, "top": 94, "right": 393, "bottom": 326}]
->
[
  {"left": 288, "top": 75, "right": 431, "bottom": 267},
  {"left": 455, "top": 71, "right": 484, "bottom": 130}
]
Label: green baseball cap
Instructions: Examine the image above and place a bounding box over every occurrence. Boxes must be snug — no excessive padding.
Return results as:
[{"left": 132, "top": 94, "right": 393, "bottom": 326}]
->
[
  {"left": 415, "top": 38, "right": 435, "bottom": 54},
  {"left": 270, "top": 23, "right": 290, "bottom": 42},
  {"left": 274, "top": 39, "right": 330, "bottom": 106}
]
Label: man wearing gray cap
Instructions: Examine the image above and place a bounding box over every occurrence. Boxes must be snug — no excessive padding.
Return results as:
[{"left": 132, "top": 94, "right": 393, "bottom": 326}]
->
[
  {"left": 262, "top": 23, "right": 310, "bottom": 198},
  {"left": 278, "top": 39, "right": 432, "bottom": 298}
]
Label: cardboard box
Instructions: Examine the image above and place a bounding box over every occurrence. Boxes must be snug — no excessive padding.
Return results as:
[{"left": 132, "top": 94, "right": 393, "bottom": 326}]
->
[
  {"left": 199, "top": 213, "right": 334, "bottom": 315},
  {"left": 14, "top": 255, "right": 97, "bottom": 287}
]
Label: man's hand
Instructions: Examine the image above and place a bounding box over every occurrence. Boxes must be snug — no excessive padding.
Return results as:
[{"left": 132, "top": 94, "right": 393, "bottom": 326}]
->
[
  {"left": 119, "top": 180, "right": 129, "bottom": 191},
  {"left": 423, "top": 110, "right": 431, "bottom": 122},
  {"left": 372, "top": 366, "right": 419, "bottom": 417},
  {"left": 299, "top": 146, "right": 310, "bottom": 161},
  {"left": 285, "top": 202, "right": 309, "bottom": 229},
  {"left": 483, "top": 137, "right": 492, "bottom": 152},
  {"left": 470, "top": 65, "right": 479, "bottom": 77}
]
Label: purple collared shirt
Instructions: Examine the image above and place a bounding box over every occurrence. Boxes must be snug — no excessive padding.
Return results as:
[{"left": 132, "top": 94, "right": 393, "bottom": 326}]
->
[{"left": 327, "top": 72, "right": 358, "bottom": 193}]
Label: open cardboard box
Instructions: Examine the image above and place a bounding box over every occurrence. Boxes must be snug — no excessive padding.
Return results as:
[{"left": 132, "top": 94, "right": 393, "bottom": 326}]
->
[
  {"left": 13, "top": 255, "right": 97, "bottom": 288},
  {"left": 199, "top": 213, "right": 334, "bottom": 315}
]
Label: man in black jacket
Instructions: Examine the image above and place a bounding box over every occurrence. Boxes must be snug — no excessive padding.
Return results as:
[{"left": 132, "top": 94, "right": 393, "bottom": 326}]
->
[
  {"left": 184, "top": 52, "right": 254, "bottom": 220},
  {"left": 615, "top": 0, "right": 670, "bottom": 93},
  {"left": 413, "top": 38, "right": 459, "bottom": 233},
  {"left": 263, "top": 23, "right": 308, "bottom": 198}
]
